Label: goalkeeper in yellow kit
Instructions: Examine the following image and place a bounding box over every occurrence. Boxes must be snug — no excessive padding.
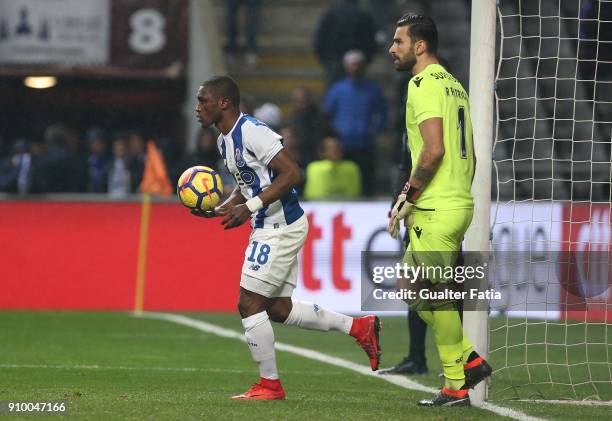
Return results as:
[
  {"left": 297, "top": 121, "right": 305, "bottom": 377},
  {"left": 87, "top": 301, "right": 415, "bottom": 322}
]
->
[{"left": 388, "top": 13, "right": 492, "bottom": 407}]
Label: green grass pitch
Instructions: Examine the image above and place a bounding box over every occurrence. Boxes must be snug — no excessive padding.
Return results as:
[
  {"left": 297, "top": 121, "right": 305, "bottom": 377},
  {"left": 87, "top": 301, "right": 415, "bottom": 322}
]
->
[{"left": 0, "top": 311, "right": 610, "bottom": 420}]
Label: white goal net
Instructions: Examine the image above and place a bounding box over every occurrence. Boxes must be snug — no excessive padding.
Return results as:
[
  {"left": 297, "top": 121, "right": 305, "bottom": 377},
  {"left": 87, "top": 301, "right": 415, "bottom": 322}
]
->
[{"left": 489, "top": 0, "right": 611, "bottom": 401}]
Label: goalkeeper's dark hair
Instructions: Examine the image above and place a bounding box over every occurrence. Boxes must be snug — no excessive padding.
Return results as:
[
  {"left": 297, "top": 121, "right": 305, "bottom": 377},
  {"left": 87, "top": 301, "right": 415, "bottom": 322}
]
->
[
  {"left": 202, "top": 76, "right": 241, "bottom": 106},
  {"left": 397, "top": 13, "right": 438, "bottom": 54}
]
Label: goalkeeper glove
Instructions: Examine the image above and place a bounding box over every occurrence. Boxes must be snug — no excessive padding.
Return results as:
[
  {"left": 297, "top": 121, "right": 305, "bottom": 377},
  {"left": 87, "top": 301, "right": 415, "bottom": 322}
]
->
[{"left": 387, "top": 183, "right": 421, "bottom": 239}]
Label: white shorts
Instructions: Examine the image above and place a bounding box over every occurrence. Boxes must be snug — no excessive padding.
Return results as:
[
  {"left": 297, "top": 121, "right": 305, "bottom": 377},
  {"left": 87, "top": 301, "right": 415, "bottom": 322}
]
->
[{"left": 240, "top": 214, "right": 308, "bottom": 298}]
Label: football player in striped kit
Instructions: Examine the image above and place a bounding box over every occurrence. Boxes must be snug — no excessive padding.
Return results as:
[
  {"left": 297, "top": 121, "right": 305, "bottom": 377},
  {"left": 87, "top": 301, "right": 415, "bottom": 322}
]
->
[{"left": 192, "top": 75, "right": 381, "bottom": 400}]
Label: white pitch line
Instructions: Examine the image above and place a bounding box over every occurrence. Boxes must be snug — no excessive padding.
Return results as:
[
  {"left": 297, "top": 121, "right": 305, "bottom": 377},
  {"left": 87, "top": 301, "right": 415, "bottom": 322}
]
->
[
  {"left": 0, "top": 363, "right": 247, "bottom": 373},
  {"left": 138, "top": 311, "right": 545, "bottom": 421},
  {"left": 0, "top": 363, "right": 342, "bottom": 377},
  {"left": 515, "top": 399, "right": 612, "bottom": 407}
]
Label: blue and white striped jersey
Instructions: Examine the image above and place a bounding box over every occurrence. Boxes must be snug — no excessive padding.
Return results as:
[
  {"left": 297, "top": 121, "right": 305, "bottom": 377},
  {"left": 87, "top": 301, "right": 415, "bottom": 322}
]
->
[{"left": 217, "top": 113, "right": 304, "bottom": 229}]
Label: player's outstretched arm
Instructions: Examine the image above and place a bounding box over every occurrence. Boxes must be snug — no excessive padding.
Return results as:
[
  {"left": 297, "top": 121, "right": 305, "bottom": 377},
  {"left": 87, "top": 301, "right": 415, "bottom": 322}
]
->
[
  {"left": 191, "top": 186, "right": 245, "bottom": 218},
  {"left": 221, "top": 149, "right": 301, "bottom": 229}
]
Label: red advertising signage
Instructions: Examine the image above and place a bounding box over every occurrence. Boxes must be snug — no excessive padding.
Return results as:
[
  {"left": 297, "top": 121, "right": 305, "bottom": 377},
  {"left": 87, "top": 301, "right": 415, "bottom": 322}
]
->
[
  {"left": 561, "top": 203, "right": 612, "bottom": 322},
  {"left": 0, "top": 201, "right": 248, "bottom": 311},
  {"left": 1, "top": 200, "right": 609, "bottom": 323}
]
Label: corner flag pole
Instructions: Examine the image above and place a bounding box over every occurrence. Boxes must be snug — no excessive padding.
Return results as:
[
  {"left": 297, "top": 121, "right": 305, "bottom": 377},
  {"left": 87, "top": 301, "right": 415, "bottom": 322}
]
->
[
  {"left": 134, "top": 192, "right": 151, "bottom": 314},
  {"left": 134, "top": 140, "right": 172, "bottom": 314}
]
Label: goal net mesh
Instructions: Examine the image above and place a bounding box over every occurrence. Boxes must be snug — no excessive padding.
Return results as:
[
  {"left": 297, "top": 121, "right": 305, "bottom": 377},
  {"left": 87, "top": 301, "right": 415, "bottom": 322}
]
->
[{"left": 490, "top": 0, "right": 611, "bottom": 401}]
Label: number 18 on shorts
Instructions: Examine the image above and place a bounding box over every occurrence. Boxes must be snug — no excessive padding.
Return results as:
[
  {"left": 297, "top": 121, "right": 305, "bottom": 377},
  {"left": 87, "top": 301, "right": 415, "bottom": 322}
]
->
[{"left": 240, "top": 214, "right": 308, "bottom": 298}]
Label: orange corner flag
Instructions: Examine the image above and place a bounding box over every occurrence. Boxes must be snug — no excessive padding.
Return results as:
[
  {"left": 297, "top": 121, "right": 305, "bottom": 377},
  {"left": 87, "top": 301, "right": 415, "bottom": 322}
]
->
[{"left": 140, "top": 140, "right": 173, "bottom": 196}]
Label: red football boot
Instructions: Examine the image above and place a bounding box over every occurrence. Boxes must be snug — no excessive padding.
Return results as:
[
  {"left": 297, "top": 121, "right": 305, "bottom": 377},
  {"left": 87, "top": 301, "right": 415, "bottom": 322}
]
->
[
  {"left": 231, "top": 378, "right": 286, "bottom": 400},
  {"left": 350, "top": 315, "right": 382, "bottom": 371}
]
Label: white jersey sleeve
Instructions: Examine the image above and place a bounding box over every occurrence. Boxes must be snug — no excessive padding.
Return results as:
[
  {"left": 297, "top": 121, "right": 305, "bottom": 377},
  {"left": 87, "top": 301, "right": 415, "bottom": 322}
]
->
[{"left": 243, "top": 124, "right": 284, "bottom": 165}]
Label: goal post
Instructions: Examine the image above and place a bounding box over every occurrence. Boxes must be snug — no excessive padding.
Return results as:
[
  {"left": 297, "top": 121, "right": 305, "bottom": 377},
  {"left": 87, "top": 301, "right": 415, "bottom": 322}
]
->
[
  {"left": 464, "top": 0, "right": 497, "bottom": 404},
  {"left": 472, "top": 0, "right": 612, "bottom": 404}
]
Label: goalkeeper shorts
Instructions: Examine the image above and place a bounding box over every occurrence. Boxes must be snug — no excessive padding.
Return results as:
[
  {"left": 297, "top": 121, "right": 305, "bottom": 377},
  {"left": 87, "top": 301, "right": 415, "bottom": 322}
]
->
[{"left": 403, "top": 207, "right": 473, "bottom": 285}]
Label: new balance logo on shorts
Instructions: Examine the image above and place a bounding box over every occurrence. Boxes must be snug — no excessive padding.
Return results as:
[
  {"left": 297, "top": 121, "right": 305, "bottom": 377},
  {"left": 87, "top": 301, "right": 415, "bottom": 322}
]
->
[{"left": 249, "top": 264, "right": 261, "bottom": 271}]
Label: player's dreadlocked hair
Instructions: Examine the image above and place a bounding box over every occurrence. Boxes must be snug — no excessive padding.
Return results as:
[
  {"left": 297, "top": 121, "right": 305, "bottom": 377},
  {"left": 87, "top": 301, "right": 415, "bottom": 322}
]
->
[
  {"left": 202, "top": 76, "right": 241, "bottom": 106},
  {"left": 397, "top": 13, "right": 438, "bottom": 54}
]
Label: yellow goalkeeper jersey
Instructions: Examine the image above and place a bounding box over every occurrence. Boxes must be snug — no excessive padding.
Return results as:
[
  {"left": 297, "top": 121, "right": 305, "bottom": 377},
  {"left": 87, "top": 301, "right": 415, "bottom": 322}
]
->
[{"left": 405, "top": 63, "right": 475, "bottom": 210}]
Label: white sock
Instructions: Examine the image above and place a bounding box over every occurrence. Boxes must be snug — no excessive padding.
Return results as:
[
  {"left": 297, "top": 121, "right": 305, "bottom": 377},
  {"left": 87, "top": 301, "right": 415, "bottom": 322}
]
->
[
  {"left": 242, "top": 311, "right": 278, "bottom": 380},
  {"left": 283, "top": 300, "right": 353, "bottom": 334}
]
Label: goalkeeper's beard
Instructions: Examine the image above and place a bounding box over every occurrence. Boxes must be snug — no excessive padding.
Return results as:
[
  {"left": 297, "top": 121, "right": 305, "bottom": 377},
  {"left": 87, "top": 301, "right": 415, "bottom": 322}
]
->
[{"left": 395, "top": 56, "right": 416, "bottom": 72}]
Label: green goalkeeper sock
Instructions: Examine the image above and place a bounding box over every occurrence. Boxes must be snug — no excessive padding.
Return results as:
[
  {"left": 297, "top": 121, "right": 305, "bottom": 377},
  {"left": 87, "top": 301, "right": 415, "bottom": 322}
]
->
[{"left": 432, "top": 310, "right": 465, "bottom": 390}]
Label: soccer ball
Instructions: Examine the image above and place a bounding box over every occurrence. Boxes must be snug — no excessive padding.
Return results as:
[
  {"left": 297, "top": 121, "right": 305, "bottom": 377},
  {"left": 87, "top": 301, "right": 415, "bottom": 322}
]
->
[{"left": 177, "top": 166, "right": 223, "bottom": 211}]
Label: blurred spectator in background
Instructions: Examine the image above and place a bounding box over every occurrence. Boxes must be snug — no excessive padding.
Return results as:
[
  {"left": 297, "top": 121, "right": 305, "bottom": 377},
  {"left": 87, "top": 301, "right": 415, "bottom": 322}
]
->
[
  {"left": 107, "top": 137, "right": 131, "bottom": 198},
  {"left": 240, "top": 92, "right": 257, "bottom": 115},
  {"left": 254, "top": 102, "right": 282, "bottom": 131},
  {"left": 303, "top": 136, "right": 361, "bottom": 200},
  {"left": 64, "top": 125, "right": 82, "bottom": 156},
  {"left": 289, "top": 87, "right": 326, "bottom": 167},
  {"left": 127, "top": 131, "right": 146, "bottom": 193},
  {"left": 314, "top": 0, "right": 377, "bottom": 86},
  {"left": 172, "top": 127, "right": 235, "bottom": 190},
  {"left": 366, "top": 0, "right": 396, "bottom": 46},
  {"left": 225, "top": 0, "right": 261, "bottom": 66},
  {"left": 36, "top": 124, "right": 82, "bottom": 192},
  {"left": 324, "top": 50, "right": 387, "bottom": 196},
  {"left": 85, "top": 127, "right": 109, "bottom": 193},
  {"left": 67, "top": 126, "right": 88, "bottom": 191},
  {"left": 0, "top": 138, "right": 35, "bottom": 194},
  {"left": 279, "top": 125, "right": 306, "bottom": 194},
  {"left": 279, "top": 125, "right": 301, "bottom": 164}
]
